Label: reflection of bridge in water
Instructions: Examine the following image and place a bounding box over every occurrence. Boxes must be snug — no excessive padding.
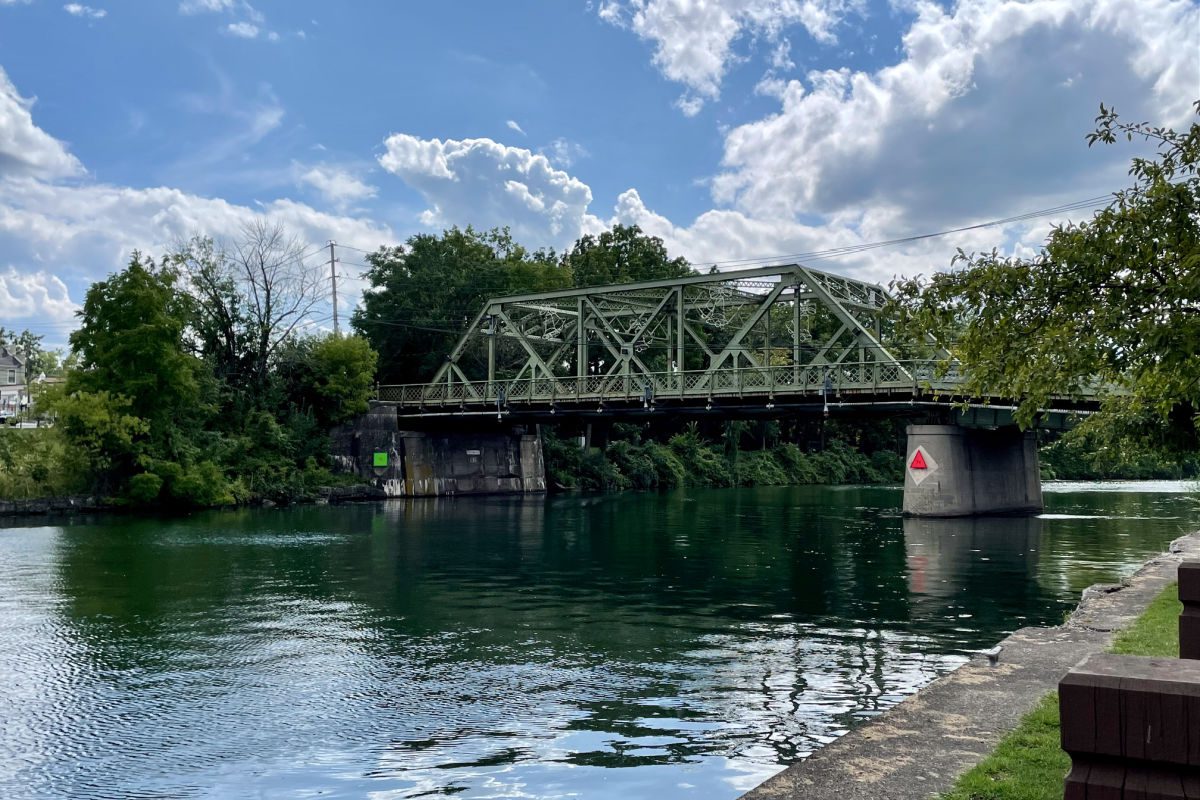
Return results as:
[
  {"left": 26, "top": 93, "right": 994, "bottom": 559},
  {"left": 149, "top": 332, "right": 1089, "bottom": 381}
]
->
[{"left": 362, "top": 264, "right": 1104, "bottom": 516}]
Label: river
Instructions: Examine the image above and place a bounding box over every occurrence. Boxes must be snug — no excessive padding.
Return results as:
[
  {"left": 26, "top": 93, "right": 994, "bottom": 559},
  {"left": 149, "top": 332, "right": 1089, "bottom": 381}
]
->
[{"left": 1, "top": 481, "right": 1197, "bottom": 799}]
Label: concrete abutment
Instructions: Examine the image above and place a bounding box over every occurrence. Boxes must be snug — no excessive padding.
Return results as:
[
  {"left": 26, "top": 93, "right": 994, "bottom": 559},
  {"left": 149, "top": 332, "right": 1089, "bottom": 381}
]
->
[
  {"left": 902, "top": 423, "right": 1042, "bottom": 517},
  {"left": 330, "top": 404, "right": 546, "bottom": 498}
]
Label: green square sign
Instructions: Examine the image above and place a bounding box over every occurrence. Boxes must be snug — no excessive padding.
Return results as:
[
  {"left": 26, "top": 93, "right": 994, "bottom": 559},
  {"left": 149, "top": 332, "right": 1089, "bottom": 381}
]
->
[{"left": 372, "top": 451, "right": 388, "bottom": 468}]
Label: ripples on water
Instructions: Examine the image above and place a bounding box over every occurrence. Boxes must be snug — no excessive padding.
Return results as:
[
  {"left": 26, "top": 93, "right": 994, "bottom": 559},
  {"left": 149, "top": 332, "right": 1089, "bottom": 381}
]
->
[{"left": 1, "top": 483, "right": 1197, "bottom": 799}]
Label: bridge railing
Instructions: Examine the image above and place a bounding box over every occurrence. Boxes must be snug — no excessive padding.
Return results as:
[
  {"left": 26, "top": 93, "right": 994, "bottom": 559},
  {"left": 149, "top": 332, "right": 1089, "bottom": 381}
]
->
[{"left": 377, "top": 360, "right": 961, "bottom": 410}]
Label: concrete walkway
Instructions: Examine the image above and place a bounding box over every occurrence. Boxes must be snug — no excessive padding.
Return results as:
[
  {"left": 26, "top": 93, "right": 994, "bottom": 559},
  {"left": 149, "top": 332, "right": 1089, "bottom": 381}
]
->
[{"left": 741, "top": 531, "right": 1200, "bottom": 800}]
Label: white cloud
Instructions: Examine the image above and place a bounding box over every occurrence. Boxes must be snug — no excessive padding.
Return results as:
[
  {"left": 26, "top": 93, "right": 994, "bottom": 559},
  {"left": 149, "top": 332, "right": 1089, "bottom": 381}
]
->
[
  {"left": 0, "top": 175, "right": 394, "bottom": 346},
  {"left": 0, "top": 268, "right": 77, "bottom": 325},
  {"left": 711, "top": 0, "right": 1200, "bottom": 228},
  {"left": 607, "top": 186, "right": 1065, "bottom": 287},
  {"left": 63, "top": 4, "right": 106, "bottom": 19},
  {"left": 379, "top": 134, "right": 603, "bottom": 247},
  {"left": 0, "top": 66, "right": 390, "bottom": 343},
  {"left": 505, "top": 119, "right": 526, "bottom": 136},
  {"left": 542, "top": 138, "right": 589, "bottom": 169},
  {"left": 599, "top": 0, "right": 864, "bottom": 113},
  {"left": 181, "top": 0, "right": 271, "bottom": 41},
  {"left": 225, "top": 21, "right": 259, "bottom": 38},
  {"left": 178, "top": 0, "right": 235, "bottom": 13},
  {"left": 675, "top": 95, "right": 705, "bottom": 116},
  {"left": 0, "top": 177, "right": 392, "bottom": 271},
  {"left": 298, "top": 164, "right": 377, "bottom": 209},
  {"left": 0, "top": 67, "right": 84, "bottom": 180}
]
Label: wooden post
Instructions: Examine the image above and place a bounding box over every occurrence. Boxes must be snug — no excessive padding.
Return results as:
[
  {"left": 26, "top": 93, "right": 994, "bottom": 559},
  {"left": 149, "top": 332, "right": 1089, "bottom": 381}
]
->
[{"left": 1181, "top": 562, "right": 1200, "bottom": 660}]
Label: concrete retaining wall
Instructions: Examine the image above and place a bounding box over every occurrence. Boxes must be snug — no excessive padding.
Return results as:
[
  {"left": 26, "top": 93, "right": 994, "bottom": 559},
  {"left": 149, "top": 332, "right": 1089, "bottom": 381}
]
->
[{"left": 329, "top": 404, "right": 546, "bottom": 498}]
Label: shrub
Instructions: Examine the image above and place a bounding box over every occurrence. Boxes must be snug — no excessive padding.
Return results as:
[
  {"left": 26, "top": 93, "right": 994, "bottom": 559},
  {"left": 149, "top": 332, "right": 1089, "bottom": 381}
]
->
[
  {"left": 578, "top": 449, "right": 629, "bottom": 491},
  {"left": 170, "top": 461, "right": 234, "bottom": 507},
  {"left": 644, "top": 442, "right": 686, "bottom": 488},
  {"left": 606, "top": 440, "right": 656, "bottom": 489},
  {"left": 736, "top": 450, "right": 789, "bottom": 486},
  {"left": 126, "top": 472, "right": 164, "bottom": 504}
]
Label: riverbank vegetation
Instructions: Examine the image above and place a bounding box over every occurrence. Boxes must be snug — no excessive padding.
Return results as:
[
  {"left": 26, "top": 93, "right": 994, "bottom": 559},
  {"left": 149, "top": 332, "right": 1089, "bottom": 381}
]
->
[
  {"left": 940, "top": 583, "right": 1181, "bottom": 800},
  {"left": 5, "top": 223, "right": 378, "bottom": 508},
  {"left": 542, "top": 420, "right": 905, "bottom": 492}
]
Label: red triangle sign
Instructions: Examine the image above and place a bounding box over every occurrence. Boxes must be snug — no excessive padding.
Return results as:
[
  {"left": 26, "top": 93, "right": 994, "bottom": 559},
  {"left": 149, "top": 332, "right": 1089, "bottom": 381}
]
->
[{"left": 910, "top": 450, "right": 927, "bottom": 470}]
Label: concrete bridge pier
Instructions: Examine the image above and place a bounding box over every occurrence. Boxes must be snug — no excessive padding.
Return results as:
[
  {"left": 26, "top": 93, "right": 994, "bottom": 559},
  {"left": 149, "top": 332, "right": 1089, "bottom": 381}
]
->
[{"left": 902, "top": 424, "right": 1042, "bottom": 517}]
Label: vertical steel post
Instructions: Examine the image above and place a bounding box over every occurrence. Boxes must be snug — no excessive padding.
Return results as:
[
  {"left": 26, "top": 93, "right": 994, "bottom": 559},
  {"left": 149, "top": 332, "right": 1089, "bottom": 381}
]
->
[
  {"left": 792, "top": 286, "right": 800, "bottom": 384},
  {"left": 486, "top": 313, "right": 496, "bottom": 397},
  {"left": 676, "top": 287, "right": 685, "bottom": 377},
  {"left": 576, "top": 297, "right": 587, "bottom": 386}
]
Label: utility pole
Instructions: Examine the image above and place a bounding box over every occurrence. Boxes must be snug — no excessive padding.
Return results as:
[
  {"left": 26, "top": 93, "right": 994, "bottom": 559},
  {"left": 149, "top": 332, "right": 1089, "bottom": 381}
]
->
[{"left": 328, "top": 240, "right": 339, "bottom": 336}]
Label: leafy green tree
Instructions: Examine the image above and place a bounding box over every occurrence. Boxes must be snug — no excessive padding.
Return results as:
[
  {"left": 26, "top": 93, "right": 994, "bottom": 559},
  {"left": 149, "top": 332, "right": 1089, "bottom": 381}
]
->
[
  {"left": 41, "top": 387, "right": 147, "bottom": 494},
  {"left": 277, "top": 334, "right": 378, "bottom": 427},
  {"left": 353, "top": 226, "right": 569, "bottom": 382},
  {"left": 68, "top": 253, "right": 206, "bottom": 450},
  {"left": 892, "top": 103, "right": 1200, "bottom": 438},
  {"left": 564, "top": 224, "right": 692, "bottom": 287}
]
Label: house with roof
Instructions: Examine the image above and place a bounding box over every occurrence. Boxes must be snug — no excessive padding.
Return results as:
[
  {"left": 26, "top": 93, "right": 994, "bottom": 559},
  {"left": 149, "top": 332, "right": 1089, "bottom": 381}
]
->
[{"left": 0, "top": 347, "right": 27, "bottom": 418}]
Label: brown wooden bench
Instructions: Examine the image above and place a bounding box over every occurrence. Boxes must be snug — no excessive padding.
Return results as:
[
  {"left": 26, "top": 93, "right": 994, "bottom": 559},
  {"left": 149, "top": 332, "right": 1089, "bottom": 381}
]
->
[
  {"left": 1181, "top": 562, "right": 1200, "bottom": 660},
  {"left": 1059, "top": 652, "right": 1200, "bottom": 799}
]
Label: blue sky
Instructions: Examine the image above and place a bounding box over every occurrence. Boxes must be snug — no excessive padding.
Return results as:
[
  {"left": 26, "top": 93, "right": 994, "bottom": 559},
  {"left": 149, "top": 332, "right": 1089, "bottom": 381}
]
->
[{"left": 0, "top": 0, "right": 1197, "bottom": 348}]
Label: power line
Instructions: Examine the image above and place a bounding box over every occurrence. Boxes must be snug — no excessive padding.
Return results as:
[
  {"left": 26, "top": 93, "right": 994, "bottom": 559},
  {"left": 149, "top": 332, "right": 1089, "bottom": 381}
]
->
[{"left": 696, "top": 196, "right": 1112, "bottom": 269}]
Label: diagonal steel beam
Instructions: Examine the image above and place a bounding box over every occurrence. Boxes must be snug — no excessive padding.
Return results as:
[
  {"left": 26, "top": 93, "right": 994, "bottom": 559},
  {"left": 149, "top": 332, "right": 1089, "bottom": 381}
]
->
[
  {"left": 495, "top": 308, "right": 561, "bottom": 383},
  {"left": 799, "top": 266, "right": 911, "bottom": 380}
]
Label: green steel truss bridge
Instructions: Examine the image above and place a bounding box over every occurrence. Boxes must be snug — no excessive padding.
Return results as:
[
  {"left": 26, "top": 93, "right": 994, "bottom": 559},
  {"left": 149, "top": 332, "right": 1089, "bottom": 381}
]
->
[{"left": 376, "top": 263, "right": 1091, "bottom": 424}]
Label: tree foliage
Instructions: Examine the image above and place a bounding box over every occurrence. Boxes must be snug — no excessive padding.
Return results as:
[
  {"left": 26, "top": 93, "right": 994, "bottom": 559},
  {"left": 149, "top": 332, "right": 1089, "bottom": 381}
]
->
[
  {"left": 277, "top": 334, "right": 378, "bottom": 428},
  {"left": 352, "top": 226, "right": 569, "bottom": 383},
  {"left": 564, "top": 224, "right": 692, "bottom": 287},
  {"left": 892, "top": 103, "right": 1200, "bottom": 436},
  {"left": 67, "top": 253, "right": 204, "bottom": 459},
  {"left": 174, "top": 220, "right": 326, "bottom": 396},
  {"left": 32, "top": 224, "right": 379, "bottom": 507}
]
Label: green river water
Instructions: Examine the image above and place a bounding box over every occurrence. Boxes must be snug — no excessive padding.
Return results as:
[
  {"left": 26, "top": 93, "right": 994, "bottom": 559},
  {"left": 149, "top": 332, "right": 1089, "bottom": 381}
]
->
[{"left": 1, "top": 481, "right": 1198, "bottom": 799}]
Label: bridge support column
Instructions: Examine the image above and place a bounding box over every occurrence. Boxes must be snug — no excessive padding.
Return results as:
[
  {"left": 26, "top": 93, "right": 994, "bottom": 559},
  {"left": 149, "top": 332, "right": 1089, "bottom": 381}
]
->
[{"left": 903, "top": 424, "right": 1042, "bottom": 517}]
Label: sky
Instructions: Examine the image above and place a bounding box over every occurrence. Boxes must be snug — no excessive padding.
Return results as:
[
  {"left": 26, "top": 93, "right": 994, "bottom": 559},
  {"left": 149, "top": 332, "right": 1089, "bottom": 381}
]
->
[{"left": 0, "top": 0, "right": 1197, "bottom": 349}]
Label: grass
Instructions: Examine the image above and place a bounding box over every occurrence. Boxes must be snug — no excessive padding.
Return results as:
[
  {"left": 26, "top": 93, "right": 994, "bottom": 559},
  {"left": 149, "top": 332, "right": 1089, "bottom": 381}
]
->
[
  {"left": 1109, "top": 583, "right": 1182, "bottom": 657},
  {"left": 939, "top": 582, "right": 1182, "bottom": 800}
]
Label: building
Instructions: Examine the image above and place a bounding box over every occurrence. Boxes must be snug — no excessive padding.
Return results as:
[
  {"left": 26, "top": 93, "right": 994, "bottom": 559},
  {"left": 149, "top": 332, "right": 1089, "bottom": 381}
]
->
[{"left": 0, "top": 347, "right": 27, "bottom": 418}]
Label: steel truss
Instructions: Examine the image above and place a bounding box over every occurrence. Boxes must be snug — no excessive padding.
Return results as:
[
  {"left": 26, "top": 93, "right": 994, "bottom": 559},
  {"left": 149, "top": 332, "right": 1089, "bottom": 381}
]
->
[{"left": 378, "top": 263, "right": 956, "bottom": 410}]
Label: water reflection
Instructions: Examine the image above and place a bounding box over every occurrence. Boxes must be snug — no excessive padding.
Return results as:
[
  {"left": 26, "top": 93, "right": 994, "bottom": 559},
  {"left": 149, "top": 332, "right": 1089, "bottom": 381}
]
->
[{"left": 0, "top": 483, "right": 1196, "bottom": 799}]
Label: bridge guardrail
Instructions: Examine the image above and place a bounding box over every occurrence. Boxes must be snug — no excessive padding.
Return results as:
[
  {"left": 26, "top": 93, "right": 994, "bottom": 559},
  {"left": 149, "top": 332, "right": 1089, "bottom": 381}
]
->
[{"left": 376, "top": 360, "right": 961, "bottom": 410}]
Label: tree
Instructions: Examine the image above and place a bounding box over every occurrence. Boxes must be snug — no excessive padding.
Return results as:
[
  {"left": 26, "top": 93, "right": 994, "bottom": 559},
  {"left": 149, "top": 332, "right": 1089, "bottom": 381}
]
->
[
  {"left": 563, "top": 224, "right": 692, "bottom": 287},
  {"left": 353, "top": 226, "right": 569, "bottom": 383},
  {"left": 174, "top": 219, "right": 326, "bottom": 395},
  {"left": 40, "top": 387, "right": 147, "bottom": 495},
  {"left": 68, "top": 252, "right": 204, "bottom": 454},
  {"left": 892, "top": 103, "right": 1200, "bottom": 439},
  {"left": 277, "top": 334, "right": 378, "bottom": 427}
]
